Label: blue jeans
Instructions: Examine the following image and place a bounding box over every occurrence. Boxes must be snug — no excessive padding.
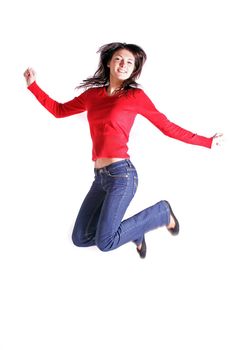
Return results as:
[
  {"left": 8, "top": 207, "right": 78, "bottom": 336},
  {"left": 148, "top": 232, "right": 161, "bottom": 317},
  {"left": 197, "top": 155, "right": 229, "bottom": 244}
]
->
[{"left": 72, "top": 159, "right": 170, "bottom": 251}]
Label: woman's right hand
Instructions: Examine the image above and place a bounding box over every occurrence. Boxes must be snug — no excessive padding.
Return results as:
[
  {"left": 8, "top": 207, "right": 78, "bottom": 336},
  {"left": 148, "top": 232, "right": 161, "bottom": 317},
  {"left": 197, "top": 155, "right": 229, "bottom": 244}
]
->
[
  {"left": 212, "top": 133, "right": 224, "bottom": 148},
  {"left": 23, "top": 67, "right": 36, "bottom": 86}
]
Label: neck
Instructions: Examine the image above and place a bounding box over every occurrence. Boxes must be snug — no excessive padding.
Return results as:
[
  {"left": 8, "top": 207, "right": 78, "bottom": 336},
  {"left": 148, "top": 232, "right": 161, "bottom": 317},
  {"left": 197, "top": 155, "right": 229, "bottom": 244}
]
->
[
  {"left": 107, "top": 77, "right": 122, "bottom": 95},
  {"left": 107, "top": 85, "right": 120, "bottom": 95}
]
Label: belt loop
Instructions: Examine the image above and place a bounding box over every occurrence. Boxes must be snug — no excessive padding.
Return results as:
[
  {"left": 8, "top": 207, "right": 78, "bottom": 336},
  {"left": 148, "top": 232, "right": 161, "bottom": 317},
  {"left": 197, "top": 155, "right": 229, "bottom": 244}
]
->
[{"left": 126, "top": 159, "right": 131, "bottom": 167}]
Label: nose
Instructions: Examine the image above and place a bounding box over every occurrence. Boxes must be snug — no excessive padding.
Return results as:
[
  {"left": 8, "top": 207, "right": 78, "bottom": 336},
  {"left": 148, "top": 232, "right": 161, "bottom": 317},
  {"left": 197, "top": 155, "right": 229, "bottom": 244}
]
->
[{"left": 119, "top": 59, "right": 126, "bottom": 67}]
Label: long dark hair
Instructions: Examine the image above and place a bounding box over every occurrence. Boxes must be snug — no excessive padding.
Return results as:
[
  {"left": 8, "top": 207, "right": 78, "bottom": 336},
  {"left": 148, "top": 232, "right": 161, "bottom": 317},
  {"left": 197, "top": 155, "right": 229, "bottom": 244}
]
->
[{"left": 77, "top": 42, "right": 147, "bottom": 91}]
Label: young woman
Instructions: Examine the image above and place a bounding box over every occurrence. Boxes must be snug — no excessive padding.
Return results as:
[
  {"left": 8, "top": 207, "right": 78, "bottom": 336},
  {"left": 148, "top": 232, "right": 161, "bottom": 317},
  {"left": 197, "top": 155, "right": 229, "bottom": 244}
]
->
[{"left": 24, "top": 42, "right": 223, "bottom": 258}]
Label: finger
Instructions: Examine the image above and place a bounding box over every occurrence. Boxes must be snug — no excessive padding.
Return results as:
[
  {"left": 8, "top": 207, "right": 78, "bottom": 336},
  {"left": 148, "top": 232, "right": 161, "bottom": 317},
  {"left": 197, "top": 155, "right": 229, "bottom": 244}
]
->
[
  {"left": 214, "top": 136, "right": 224, "bottom": 146},
  {"left": 24, "top": 68, "right": 31, "bottom": 77},
  {"left": 29, "top": 67, "right": 36, "bottom": 77},
  {"left": 214, "top": 132, "right": 224, "bottom": 138}
]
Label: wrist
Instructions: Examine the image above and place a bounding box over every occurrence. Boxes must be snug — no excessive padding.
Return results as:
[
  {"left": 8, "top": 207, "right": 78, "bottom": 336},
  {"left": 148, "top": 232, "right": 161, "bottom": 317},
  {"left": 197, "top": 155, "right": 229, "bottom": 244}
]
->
[{"left": 27, "top": 80, "right": 36, "bottom": 88}]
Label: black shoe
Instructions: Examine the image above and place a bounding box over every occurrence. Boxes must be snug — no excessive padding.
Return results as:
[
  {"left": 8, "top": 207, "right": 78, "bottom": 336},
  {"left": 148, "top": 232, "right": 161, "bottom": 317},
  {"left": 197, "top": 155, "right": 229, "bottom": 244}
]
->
[
  {"left": 136, "top": 236, "right": 147, "bottom": 258},
  {"left": 164, "top": 201, "right": 180, "bottom": 235}
]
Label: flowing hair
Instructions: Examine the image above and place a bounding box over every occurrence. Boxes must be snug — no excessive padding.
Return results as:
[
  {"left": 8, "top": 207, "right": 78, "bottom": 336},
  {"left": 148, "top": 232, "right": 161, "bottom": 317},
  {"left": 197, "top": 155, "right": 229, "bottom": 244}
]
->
[{"left": 77, "top": 42, "right": 147, "bottom": 91}]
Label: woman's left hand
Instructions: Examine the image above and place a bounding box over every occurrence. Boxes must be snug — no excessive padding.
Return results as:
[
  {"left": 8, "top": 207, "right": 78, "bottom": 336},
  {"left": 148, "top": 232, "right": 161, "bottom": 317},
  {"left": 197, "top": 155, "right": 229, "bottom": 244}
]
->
[{"left": 212, "top": 133, "right": 224, "bottom": 147}]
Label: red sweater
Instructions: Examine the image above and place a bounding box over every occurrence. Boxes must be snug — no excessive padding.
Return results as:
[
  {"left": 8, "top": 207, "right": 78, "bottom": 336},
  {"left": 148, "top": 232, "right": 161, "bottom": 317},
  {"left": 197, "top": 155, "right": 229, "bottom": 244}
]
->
[{"left": 28, "top": 82, "right": 213, "bottom": 160}]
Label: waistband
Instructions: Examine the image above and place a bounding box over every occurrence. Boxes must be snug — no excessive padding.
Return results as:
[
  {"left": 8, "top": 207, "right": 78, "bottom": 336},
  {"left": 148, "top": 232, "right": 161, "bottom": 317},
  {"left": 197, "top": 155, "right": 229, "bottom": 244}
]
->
[{"left": 94, "top": 159, "right": 134, "bottom": 174}]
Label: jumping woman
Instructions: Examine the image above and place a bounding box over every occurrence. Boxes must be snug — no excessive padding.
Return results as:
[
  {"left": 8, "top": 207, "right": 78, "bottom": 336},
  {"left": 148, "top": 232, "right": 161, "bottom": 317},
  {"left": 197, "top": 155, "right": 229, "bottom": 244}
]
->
[{"left": 24, "top": 42, "right": 223, "bottom": 258}]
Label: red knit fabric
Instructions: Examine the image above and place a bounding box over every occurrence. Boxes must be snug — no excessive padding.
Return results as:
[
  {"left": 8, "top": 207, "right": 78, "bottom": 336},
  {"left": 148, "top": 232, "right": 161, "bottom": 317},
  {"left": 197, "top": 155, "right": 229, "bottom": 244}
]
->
[{"left": 28, "top": 82, "right": 213, "bottom": 160}]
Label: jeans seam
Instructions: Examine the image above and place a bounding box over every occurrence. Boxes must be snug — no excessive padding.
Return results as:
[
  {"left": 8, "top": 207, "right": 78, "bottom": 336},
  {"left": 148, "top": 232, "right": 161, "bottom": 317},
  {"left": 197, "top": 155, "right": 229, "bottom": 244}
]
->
[
  {"left": 85, "top": 194, "right": 104, "bottom": 240},
  {"left": 111, "top": 176, "right": 130, "bottom": 239}
]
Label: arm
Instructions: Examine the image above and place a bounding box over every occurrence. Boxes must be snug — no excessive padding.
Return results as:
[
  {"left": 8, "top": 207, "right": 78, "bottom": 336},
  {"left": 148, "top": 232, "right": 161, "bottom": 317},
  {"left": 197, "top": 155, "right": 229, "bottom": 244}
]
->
[
  {"left": 137, "top": 89, "right": 217, "bottom": 148},
  {"left": 23, "top": 68, "right": 87, "bottom": 118}
]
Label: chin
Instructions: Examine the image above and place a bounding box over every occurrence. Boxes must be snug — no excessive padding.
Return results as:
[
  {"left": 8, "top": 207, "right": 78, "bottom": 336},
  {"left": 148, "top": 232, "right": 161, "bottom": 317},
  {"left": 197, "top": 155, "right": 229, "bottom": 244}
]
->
[{"left": 118, "top": 75, "right": 130, "bottom": 81}]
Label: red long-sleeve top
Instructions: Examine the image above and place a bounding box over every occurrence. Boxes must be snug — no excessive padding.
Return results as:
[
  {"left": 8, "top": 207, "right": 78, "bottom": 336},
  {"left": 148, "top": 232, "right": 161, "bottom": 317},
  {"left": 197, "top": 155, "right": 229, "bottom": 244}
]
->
[{"left": 28, "top": 82, "right": 213, "bottom": 160}]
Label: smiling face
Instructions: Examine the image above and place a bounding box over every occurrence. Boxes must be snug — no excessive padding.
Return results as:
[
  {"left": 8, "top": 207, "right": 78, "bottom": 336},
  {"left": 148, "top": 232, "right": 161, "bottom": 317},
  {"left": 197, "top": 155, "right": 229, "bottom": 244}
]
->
[{"left": 107, "top": 48, "right": 135, "bottom": 85}]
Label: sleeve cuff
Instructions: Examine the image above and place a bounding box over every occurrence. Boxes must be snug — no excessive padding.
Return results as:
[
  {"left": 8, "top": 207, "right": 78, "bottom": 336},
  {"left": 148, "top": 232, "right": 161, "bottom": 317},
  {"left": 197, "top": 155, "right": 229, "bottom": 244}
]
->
[{"left": 27, "top": 81, "right": 37, "bottom": 91}]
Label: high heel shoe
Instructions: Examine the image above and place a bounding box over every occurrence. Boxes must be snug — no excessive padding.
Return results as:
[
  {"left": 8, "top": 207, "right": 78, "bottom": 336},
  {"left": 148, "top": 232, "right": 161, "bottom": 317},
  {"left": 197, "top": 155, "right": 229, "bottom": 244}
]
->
[
  {"left": 164, "top": 201, "right": 180, "bottom": 235},
  {"left": 136, "top": 236, "right": 147, "bottom": 258}
]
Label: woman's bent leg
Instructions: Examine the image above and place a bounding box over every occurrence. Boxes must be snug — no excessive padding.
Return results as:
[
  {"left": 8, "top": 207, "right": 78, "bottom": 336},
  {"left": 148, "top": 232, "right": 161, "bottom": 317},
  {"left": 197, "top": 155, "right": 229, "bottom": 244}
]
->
[
  {"left": 72, "top": 160, "right": 172, "bottom": 253},
  {"left": 95, "top": 161, "right": 171, "bottom": 252}
]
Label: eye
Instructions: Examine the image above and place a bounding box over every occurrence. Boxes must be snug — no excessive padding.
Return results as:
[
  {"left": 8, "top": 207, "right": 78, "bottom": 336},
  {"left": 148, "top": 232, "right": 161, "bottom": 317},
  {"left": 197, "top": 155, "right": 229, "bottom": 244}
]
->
[{"left": 128, "top": 61, "right": 133, "bottom": 65}]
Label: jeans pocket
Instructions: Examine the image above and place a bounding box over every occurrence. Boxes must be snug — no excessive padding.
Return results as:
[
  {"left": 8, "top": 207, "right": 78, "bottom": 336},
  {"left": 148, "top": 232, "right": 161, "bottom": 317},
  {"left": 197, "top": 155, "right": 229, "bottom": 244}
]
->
[{"left": 107, "top": 168, "right": 129, "bottom": 178}]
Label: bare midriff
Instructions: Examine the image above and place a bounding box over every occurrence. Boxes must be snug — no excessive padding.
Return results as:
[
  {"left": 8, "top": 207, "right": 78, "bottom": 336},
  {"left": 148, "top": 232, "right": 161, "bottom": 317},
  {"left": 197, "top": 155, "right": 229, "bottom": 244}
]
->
[{"left": 94, "top": 158, "right": 126, "bottom": 169}]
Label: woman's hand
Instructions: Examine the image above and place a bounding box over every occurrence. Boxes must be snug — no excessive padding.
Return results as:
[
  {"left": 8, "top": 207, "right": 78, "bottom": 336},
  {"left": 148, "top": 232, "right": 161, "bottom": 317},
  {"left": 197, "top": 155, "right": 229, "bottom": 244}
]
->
[
  {"left": 23, "top": 67, "right": 36, "bottom": 87},
  {"left": 212, "top": 133, "right": 224, "bottom": 148}
]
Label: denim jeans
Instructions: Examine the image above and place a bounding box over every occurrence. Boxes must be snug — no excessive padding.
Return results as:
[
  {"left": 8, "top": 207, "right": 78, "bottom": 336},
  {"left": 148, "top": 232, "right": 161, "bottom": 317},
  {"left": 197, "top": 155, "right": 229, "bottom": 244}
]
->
[{"left": 72, "top": 159, "right": 170, "bottom": 251}]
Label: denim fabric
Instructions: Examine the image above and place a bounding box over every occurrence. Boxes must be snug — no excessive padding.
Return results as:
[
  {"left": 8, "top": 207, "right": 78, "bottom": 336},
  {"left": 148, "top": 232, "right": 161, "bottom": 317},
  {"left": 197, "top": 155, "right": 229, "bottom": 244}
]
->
[{"left": 72, "top": 160, "right": 170, "bottom": 251}]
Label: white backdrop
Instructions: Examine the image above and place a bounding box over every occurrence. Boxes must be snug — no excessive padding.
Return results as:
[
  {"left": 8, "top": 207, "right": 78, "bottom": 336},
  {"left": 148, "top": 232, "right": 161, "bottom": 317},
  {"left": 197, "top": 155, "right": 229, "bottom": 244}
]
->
[{"left": 1, "top": 0, "right": 232, "bottom": 349}]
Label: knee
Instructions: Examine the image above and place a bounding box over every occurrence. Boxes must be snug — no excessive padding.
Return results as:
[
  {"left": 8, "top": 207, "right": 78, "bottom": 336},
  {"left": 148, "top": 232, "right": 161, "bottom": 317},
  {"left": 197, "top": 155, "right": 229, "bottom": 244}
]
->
[
  {"left": 72, "top": 229, "right": 97, "bottom": 247},
  {"left": 72, "top": 233, "right": 83, "bottom": 247},
  {"left": 71, "top": 231, "right": 88, "bottom": 247}
]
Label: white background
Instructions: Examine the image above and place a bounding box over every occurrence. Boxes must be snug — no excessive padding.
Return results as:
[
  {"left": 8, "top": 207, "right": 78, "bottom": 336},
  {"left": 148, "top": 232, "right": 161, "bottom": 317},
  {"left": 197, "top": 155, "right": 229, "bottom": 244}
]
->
[{"left": 1, "top": 0, "right": 232, "bottom": 349}]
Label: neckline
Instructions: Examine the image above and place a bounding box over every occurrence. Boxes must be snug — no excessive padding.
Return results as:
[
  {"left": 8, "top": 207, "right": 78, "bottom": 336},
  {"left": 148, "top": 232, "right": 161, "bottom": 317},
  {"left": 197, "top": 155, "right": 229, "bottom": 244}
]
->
[{"left": 103, "top": 86, "right": 121, "bottom": 97}]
